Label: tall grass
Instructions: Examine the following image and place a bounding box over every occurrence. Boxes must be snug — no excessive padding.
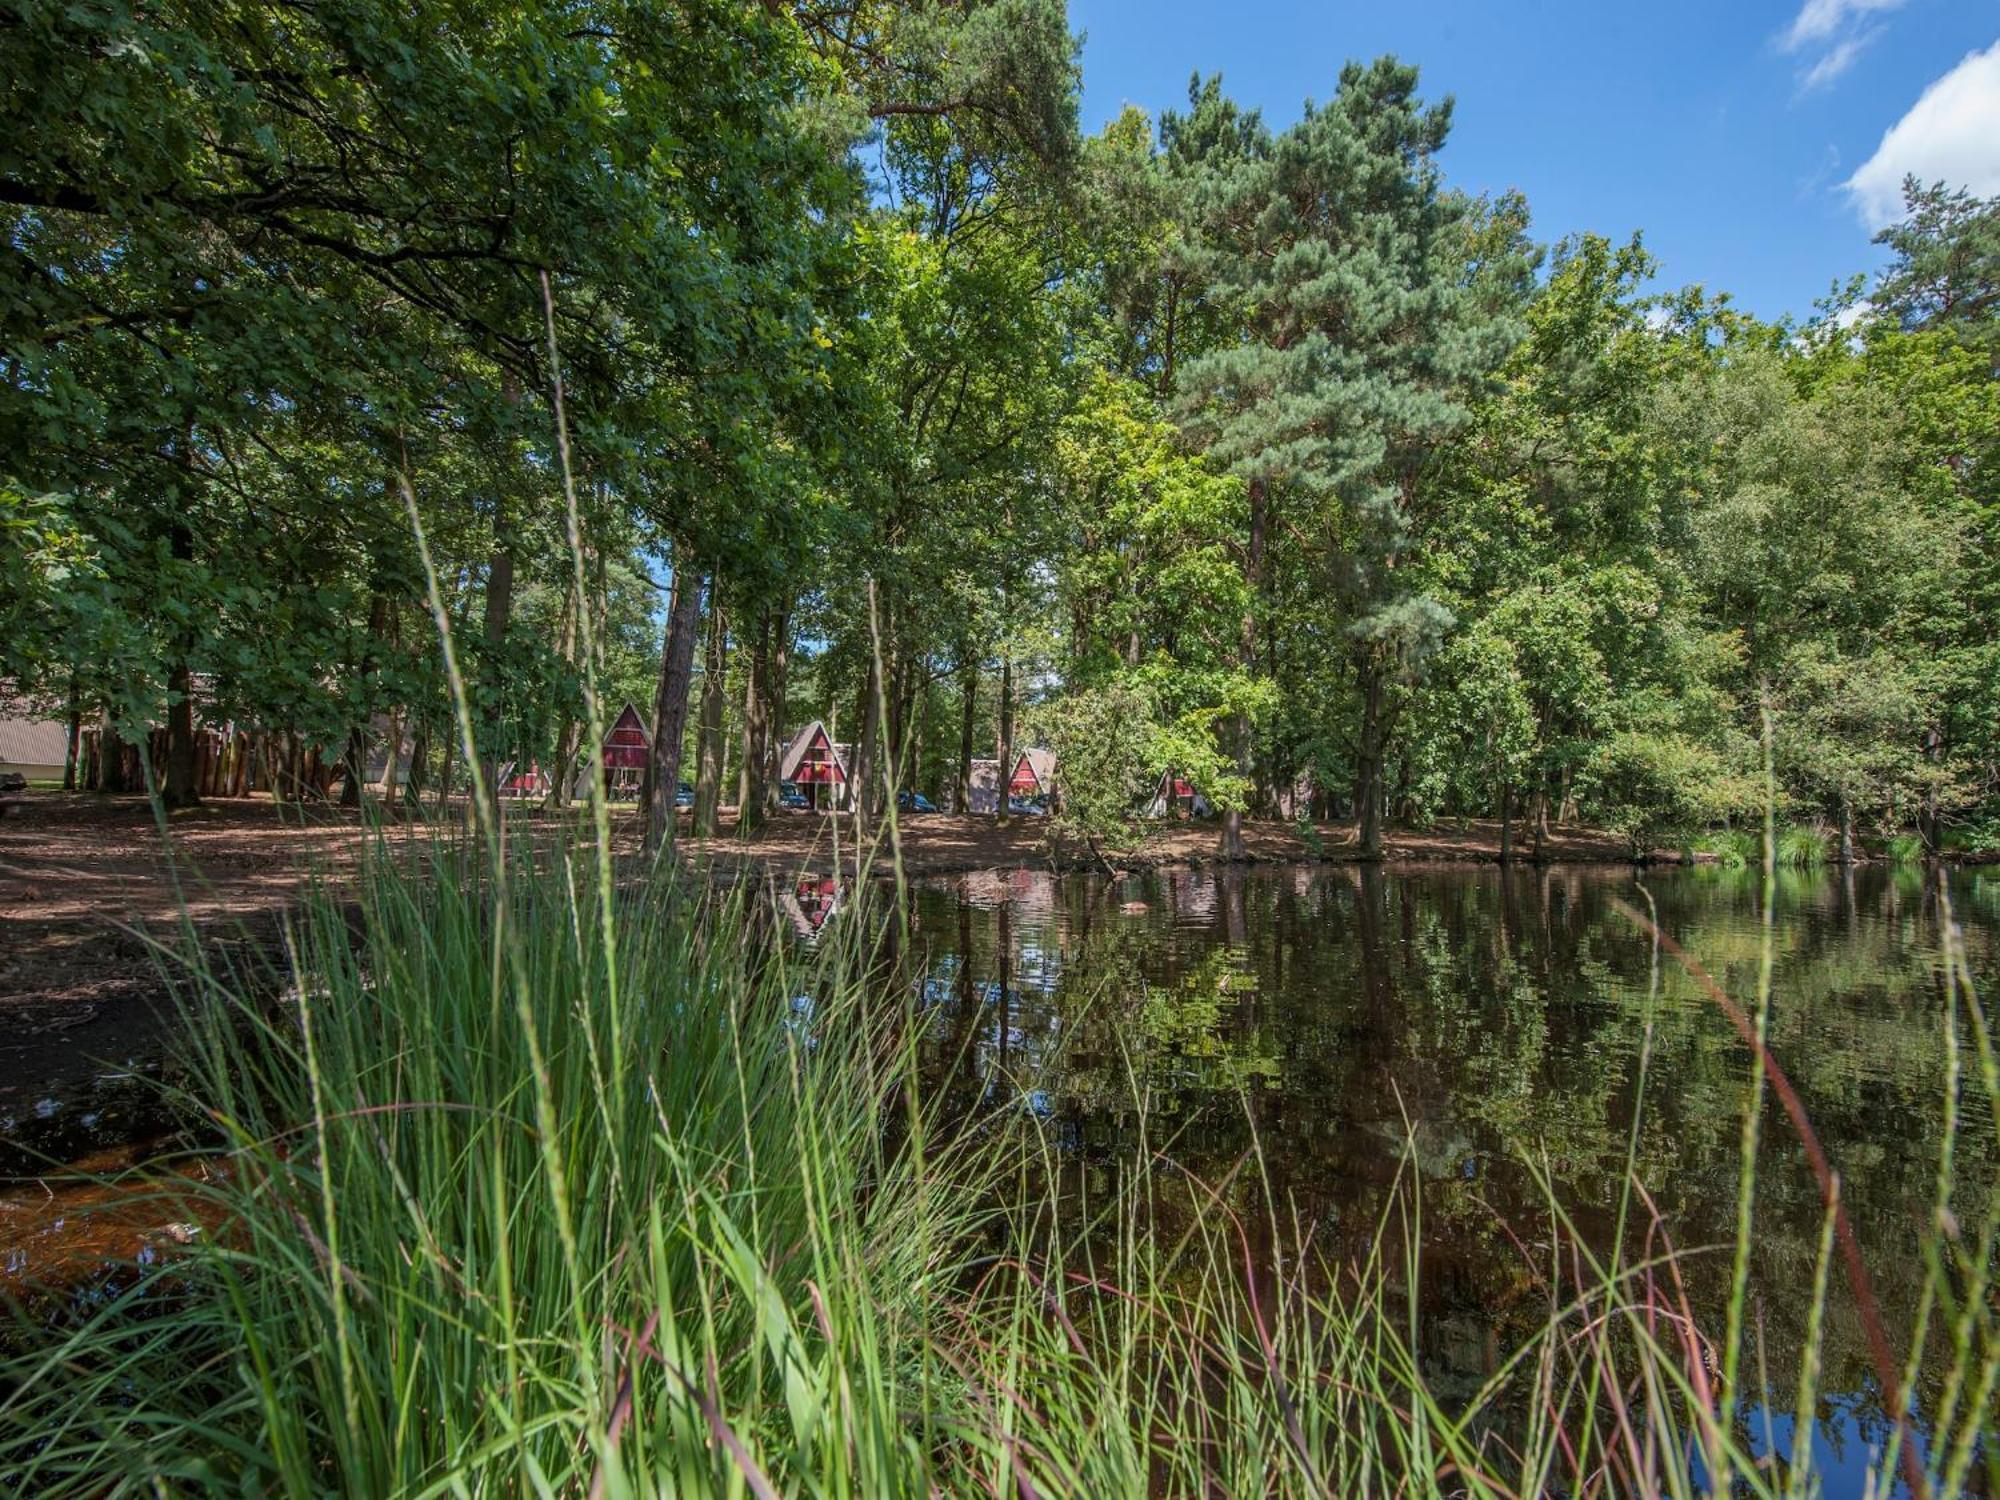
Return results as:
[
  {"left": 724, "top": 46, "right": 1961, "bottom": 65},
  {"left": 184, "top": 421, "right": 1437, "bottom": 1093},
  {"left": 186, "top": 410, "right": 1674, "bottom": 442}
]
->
[
  {"left": 1888, "top": 832, "right": 1927, "bottom": 865},
  {"left": 0, "top": 844, "right": 982, "bottom": 1493},
  {"left": 1776, "top": 824, "right": 1830, "bottom": 868},
  {"left": 2, "top": 835, "right": 1992, "bottom": 1496}
]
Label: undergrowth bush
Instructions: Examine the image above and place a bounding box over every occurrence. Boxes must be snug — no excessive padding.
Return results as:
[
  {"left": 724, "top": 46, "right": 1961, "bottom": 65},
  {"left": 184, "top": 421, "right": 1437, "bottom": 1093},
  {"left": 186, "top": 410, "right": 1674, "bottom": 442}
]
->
[{"left": 1692, "top": 827, "right": 1759, "bottom": 866}]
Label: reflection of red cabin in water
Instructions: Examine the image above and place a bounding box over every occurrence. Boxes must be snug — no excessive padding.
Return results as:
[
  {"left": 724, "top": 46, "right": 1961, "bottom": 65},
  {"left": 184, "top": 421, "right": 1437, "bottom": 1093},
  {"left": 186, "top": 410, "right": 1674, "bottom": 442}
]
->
[
  {"left": 600, "top": 702, "right": 651, "bottom": 796},
  {"left": 778, "top": 875, "right": 842, "bottom": 938},
  {"left": 778, "top": 720, "right": 849, "bottom": 809},
  {"left": 796, "top": 876, "right": 839, "bottom": 931}
]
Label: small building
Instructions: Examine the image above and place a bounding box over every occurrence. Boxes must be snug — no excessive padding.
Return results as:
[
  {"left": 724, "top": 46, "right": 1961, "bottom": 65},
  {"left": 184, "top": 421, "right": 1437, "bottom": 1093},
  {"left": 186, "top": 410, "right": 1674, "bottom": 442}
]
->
[
  {"left": 1010, "top": 747, "right": 1055, "bottom": 802},
  {"left": 778, "top": 720, "right": 849, "bottom": 809},
  {"left": 500, "top": 761, "right": 552, "bottom": 799},
  {"left": 966, "top": 748, "right": 1056, "bottom": 814},
  {"left": 965, "top": 758, "right": 1001, "bottom": 814},
  {"left": 599, "top": 703, "right": 651, "bottom": 798},
  {"left": 0, "top": 714, "right": 71, "bottom": 782},
  {"left": 1145, "top": 769, "right": 1209, "bottom": 819}
]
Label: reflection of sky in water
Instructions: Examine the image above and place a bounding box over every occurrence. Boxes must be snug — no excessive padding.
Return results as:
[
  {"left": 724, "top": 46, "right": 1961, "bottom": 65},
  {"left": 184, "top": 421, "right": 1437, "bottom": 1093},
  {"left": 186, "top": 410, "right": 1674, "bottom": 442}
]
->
[{"left": 907, "top": 863, "right": 1997, "bottom": 1497}]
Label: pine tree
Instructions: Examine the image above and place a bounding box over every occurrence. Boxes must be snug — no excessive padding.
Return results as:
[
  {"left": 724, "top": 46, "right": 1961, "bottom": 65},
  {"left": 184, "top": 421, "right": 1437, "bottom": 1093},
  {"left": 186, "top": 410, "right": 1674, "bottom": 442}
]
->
[{"left": 1179, "top": 57, "right": 1527, "bottom": 857}]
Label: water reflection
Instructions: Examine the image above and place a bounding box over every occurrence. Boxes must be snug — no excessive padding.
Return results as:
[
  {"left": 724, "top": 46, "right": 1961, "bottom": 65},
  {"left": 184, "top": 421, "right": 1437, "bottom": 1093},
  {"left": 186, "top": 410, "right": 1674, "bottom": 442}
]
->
[{"left": 907, "top": 863, "right": 1998, "bottom": 1488}]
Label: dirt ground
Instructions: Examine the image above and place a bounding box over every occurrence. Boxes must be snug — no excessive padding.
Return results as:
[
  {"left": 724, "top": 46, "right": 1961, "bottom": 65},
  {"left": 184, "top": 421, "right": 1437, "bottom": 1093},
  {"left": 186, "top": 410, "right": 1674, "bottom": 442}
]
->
[
  {"left": 0, "top": 791, "right": 1651, "bottom": 1165},
  {"left": 688, "top": 806, "right": 1652, "bottom": 879}
]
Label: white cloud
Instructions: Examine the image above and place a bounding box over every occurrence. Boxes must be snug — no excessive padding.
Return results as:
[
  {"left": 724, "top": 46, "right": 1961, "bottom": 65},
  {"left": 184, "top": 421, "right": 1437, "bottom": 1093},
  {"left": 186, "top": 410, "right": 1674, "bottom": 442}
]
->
[
  {"left": 1781, "top": 0, "right": 1906, "bottom": 92},
  {"left": 1799, "top": 32, "right": 1872, "bottom": 90},
  {"left": 1846, "top": 41, "right": 2000, "bottom": 227},
  {"left": 1783, "top": 0, "right": 1906, "bottom": 52}
]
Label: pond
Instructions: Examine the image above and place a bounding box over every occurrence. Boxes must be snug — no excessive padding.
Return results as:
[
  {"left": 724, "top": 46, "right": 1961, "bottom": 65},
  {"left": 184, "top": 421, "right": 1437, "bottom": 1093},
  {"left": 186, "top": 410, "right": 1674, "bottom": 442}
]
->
[{"left": 903, "top": 862, "right": 1999, "bottom": 1491}]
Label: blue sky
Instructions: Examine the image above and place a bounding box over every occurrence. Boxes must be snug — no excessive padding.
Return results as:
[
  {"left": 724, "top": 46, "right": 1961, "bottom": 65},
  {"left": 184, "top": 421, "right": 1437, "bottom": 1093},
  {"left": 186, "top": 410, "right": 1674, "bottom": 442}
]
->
[{"left": 1070, "top": 0, "right": 2000, "bottom": 322}]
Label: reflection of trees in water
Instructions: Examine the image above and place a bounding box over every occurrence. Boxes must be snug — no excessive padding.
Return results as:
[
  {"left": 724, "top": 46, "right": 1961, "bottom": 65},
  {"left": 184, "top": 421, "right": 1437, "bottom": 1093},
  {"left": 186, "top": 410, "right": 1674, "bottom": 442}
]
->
[{"left": 909, "top": 865, "right": 1996, "bottom": 1429}]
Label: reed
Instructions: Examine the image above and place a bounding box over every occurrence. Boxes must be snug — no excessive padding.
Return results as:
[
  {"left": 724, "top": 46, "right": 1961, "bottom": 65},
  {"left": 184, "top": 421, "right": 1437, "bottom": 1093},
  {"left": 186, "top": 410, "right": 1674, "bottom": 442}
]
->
[{"left": 0, "top": 841, "right": 1991, "bottom": 1495}]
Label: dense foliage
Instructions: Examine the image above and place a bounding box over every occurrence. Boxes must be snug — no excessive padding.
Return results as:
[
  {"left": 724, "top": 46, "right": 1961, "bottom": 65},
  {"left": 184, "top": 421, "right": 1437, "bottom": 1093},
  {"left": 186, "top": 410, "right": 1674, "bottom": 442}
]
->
[{"left": 4, "top": 3, "right": 1997, "bottom": 855}]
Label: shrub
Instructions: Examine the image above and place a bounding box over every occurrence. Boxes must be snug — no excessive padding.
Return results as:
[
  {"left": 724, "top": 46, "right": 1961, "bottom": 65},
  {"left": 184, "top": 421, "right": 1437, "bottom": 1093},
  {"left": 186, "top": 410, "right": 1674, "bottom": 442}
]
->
[{"left": 1691, "top": 827, "right": 1759, "bottom": 866}]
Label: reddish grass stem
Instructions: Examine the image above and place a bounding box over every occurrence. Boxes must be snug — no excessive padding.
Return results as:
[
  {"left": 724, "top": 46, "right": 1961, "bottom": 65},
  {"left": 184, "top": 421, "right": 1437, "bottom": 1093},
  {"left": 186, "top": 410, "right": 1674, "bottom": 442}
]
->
[{"left": 1610, "top": 896, "right": 1927, "bottom": 1500}]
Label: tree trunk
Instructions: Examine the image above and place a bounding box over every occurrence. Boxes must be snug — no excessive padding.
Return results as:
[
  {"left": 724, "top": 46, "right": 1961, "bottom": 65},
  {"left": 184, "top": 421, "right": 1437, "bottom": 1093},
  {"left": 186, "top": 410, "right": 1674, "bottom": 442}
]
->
[
  {"left": 1917, "top": 728, "right": 1943, "bottom": 855},
  {"left": 545, "top": 578, "right": 579, "bottom": 809},
  {"left": 96, "top": 707, "right": 127, "bottom": 793},
  {"left": 1498, "top": 778, "right": 1513, "bottom": 865},
  {"left": 1838, "top": 795, "right": 1856, "bottom": 867},
  {"left": 870, "top": 617, "right": 899, "bottom": 817},
  {"left": 161, "top": 515, "right": 200, "bottom": 807},
  {"left": 851, "top": 654, "right": 879, "bottom": 828},
  {"left": 994, "top": 650, "right": 1013, "bottom": 826},
  {"left": 762, "top": 611, "right": 788, "bottom": 819},
  {"left": 479, "top": 531, "right": 516, "bottom": 816},
  {"left": 1224, "top": 478, "right": 1266, "bottom": 861},
  {"left": 62, "top": 680, "right": 81, "bottom": 791},
  {"left": 339, "top": 725, "right": 367, "bottom": 809},
  {"left": 1353, "top": 663, "right": 1387, "bottom": 862},
  {"left": 405, "top": 724, "right": 429, "bottom": 810},
  {"left": 736, "top": 619, "right": 769, "bottom": 835},
  {"left": 909, "top": 665, "right": 932, "bottom": 800},
  {"left": 436, "top": 723, "right": 456, "bottom": 814},
  {"left": 643, "top": 570, "right": 704, "bottom": 854},
  {"left": 339, "top": 591, "right": 390, "bottom": 809},
  {"left": 375, "top": 707, "right": 403, "bottom": 797},
  {"left": 957, "top": 650, "right": 978, "bottom": 813},
  {"left": 694, "top": 588, "right": 728, "bottom": 838},
  {"left": 886, "top": 647, "right": 911, "bottom": 797},
  {"left": 162, "top": 657, "right": 199, "bottom": 807}
]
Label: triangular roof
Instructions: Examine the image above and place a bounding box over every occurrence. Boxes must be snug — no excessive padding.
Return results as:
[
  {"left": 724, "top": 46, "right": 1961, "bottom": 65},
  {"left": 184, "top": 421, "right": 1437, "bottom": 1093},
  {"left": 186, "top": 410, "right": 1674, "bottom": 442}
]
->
[
  {"left": 601, "top": 702, "right": 651, "bottom": 769},
  {"left": 778, "top": 720, "right": 848, "bottom": 783},
  {"left": 605, "top": 703, "right": 649, "bottom": 747},
  {"left": 1009, "top": 747, "right": 1055, "bottom": 794}
]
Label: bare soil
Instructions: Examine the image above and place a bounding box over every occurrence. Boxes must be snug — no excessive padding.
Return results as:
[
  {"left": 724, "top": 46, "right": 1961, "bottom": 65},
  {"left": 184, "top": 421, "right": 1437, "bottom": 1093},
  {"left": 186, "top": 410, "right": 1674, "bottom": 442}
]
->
[{"left": 0, "top": 791, "right": 1652, "bottom": 1166}]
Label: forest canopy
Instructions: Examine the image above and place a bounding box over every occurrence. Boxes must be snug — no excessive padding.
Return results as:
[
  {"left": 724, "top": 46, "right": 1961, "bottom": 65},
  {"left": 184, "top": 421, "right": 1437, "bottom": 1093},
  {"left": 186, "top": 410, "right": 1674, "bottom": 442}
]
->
[{"left": 4, "top": 0, "right": 1997, "bottom": 859}]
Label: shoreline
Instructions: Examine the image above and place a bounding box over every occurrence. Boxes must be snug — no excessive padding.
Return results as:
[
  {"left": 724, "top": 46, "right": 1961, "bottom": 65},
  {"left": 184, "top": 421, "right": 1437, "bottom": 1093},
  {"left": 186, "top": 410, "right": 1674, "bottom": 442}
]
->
[{"left": 0, "top": 792, "right": 1957, "bottom": 1170}]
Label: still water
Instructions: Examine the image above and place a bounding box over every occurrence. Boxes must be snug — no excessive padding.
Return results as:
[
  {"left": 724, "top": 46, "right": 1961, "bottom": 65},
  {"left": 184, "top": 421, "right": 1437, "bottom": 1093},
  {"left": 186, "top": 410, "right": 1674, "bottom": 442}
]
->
[{"left": 899, "top": 862, "right": 1998, "bottom": 1491}]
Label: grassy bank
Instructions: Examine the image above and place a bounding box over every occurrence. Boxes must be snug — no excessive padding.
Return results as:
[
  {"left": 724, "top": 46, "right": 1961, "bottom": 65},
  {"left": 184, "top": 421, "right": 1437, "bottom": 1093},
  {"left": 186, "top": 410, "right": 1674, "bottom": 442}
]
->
[{"left": 0, "top": 836, "right": 1992, "bottom": 1496}]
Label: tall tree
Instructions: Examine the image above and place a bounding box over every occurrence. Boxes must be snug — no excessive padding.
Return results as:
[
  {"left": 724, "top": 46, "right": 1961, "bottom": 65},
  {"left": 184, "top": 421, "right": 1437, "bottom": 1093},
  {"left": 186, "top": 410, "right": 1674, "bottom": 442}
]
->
[{"left": 1179, "top": 59, "right": 1528, "bottom": 857}]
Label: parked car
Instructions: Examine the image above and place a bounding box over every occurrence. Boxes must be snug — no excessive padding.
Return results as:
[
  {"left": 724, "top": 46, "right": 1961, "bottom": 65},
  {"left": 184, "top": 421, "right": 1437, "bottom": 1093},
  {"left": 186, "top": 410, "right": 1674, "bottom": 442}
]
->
[
  {"left": 896, "top": 790, "right": 938, "bottom": 813},
  {"left": 1008, "top": 796, "right": 1048, "bottom": 816},
  {"left": 778, "top": 781, "right": 810, "bottom": 811},
  {"left": 674, "top": 782, "right": 694, "bottom": 809}
]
